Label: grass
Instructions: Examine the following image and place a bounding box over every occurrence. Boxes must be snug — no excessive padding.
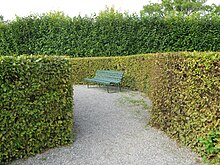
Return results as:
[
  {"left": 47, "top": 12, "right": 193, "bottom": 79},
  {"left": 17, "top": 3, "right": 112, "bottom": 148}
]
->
[
  {"left": 118, "top": 91, "right": 152, "bottom": 127},
  {"left": 41, "top": 157, "right": 47, "bottom": 161},
  {"left": 119, "top": 94, "right": 151, "bottom": 110}
]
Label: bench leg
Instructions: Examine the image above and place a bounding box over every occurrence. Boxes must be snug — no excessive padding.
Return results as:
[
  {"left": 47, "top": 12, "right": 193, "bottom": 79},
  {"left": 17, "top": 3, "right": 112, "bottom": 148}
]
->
[
  {"left": 118, "top": 85, "right": 121, "bottom": 92},
  {"left": 107, "top": 85, "right": 110, "bottom": 93}
]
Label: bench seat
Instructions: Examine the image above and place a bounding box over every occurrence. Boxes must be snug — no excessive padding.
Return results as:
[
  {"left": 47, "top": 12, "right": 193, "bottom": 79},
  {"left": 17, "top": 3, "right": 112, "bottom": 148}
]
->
[{"left": 84, "top": 70, "right": 124, "bottom": 92}]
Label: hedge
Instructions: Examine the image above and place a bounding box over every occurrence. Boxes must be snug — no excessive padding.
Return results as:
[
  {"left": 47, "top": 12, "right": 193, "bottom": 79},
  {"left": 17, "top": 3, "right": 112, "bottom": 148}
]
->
[
  {"left": 71, "top": 54, "right": 153, "bottom": 93},
  {"left": 0, "top": 55, "right": 74, "bottom": 163},
  {"left": 149, "top": 52, "right": 220, "bottom": 163},
  {"left": 71, "top": 52, "right": 220, "bottom": 163},
  {"left": 0, "top": 52, "right": 219, "bottom": 163},
  {"left": 0, "top": 12, "right": 219, "bottom": 57}
]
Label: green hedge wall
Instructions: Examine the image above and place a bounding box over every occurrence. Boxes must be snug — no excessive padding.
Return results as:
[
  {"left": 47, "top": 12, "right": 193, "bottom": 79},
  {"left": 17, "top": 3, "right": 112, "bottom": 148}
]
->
[
  {"left": 71, "top": 52, "right": 220, "bottom": 163},
  {"left": 0, "top": 52, "right": 219, "bottom": 163},
  {"left": 71, "top": 54, "right": 153, "bottom": 93},
  {"left": 0, "top": 12, "right": 219, "bottom": 57},
  {"left": 0, "top": 55, "right": 74, "bottom": 163},
  {"left": 149, "top": 52, "right": 220, "bottom": 163}
]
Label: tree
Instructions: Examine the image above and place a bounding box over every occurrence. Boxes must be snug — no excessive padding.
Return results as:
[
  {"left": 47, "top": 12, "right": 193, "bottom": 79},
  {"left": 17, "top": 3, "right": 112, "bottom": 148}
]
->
[
  {"left": 208, "top": 4, "right": 220, "bottom": 16},
  {"left": 140, "top": 0, "right": 219, "bottom": 17},
  {"left": 0, "top": 15, "right": 3, "bottom": 22},
  {"left": 97, "top": 6, "right": 125, "bottom": 19}
]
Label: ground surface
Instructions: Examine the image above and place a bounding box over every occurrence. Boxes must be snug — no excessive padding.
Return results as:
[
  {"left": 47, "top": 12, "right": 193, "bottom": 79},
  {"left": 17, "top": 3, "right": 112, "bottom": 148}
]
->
[{"left": 13, "top": 85, "right": 205, "bottom": 165}]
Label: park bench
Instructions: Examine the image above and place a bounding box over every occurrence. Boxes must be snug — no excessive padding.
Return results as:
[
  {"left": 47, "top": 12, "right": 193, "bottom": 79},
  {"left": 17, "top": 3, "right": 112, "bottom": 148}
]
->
[{"left": 84, "top": 70, "right": 124, "bottom": 93}]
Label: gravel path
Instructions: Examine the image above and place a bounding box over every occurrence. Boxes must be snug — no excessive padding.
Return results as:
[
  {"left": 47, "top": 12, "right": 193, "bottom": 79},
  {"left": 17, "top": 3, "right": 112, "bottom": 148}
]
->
[{"left": 13, "top": 85, "right": 205, "bottom": 165}]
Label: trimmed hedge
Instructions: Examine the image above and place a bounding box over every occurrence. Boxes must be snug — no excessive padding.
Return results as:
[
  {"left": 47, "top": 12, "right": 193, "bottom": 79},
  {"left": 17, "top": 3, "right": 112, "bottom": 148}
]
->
[
  {"left": 71, "top": 52, "right": 220, "bottom": 163},
  {"left": 149, "top": 52, "right": 220, "bottom": 163},
  {"left": 0, "top": 12, "right": 219, "bottom": 57},
  {"left": 71, "top": 54, "right": 153, "bottom": 93},
  {"left": 0, "top": 55, "right": 74, "bottom": 163},
  {"left": 0, "top": 52, "right": 219, "bottom": 163}
]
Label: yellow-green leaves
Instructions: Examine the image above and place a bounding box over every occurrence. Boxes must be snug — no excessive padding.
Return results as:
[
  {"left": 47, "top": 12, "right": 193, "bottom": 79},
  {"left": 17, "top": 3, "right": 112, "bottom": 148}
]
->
[
  {"left": 71, "top": 52, "right": 220, "bottom": 164},
  {"left": 0, "top": 55, "right": 74, "bottom": 164},
  {"left": 149, "top": 52, "right": 220, "bottom": 164}
]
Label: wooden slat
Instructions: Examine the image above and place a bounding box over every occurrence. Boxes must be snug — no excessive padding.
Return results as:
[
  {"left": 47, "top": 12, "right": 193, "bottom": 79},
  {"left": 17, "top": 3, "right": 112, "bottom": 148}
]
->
[{"left": 84, "top": 70, "right": 124, "bottom": 92}]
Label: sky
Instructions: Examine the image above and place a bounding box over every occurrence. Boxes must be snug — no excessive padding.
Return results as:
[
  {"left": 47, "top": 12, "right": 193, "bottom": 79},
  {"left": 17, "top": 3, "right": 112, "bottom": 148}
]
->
[{"left": 0, "top": 0, "right": 219, "bottom": 21}]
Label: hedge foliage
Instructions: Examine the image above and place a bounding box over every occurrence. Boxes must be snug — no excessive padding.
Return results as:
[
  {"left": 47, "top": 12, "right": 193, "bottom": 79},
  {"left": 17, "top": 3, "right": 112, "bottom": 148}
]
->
[
  {"left": 71, "top": 52, "right": 220, "bottom": 163},
  {"left": 0, "top": 12, "right": 219, "bottom": 57},
  {"left": 149, "top": 52, "right": 220, "bottom": 163},
  {"left": 0, "top": 55, "right": 74, "bottom": 163},
  {"left": 71, "top": 55, "right": 152, "bottom": 92}
]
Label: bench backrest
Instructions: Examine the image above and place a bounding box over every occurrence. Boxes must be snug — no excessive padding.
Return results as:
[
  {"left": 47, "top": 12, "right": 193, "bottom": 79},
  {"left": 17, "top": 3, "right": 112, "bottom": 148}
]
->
[{"left": 94, "top": 70, "right": 124, "bottom": 83}]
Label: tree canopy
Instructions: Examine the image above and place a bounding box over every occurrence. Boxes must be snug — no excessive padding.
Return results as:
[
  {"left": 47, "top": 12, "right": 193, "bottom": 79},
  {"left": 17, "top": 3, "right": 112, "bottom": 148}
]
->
[
  {"left": 0, "top": 15, "right": 3, "bottom": 22},
  {"left": 140, "top": 0, "right": 220, "bottom": 17}
]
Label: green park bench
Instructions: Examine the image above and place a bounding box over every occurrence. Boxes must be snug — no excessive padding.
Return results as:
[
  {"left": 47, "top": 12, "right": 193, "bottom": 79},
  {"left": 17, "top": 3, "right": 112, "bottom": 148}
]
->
[{"left": 84, "top": 70, "right": 124, "bottom": 93}]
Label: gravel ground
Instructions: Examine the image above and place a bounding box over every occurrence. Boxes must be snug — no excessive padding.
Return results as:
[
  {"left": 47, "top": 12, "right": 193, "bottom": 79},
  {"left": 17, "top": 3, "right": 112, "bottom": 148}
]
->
[{"left": 12, "top": 85, "right": 205, "bottom": 165}]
